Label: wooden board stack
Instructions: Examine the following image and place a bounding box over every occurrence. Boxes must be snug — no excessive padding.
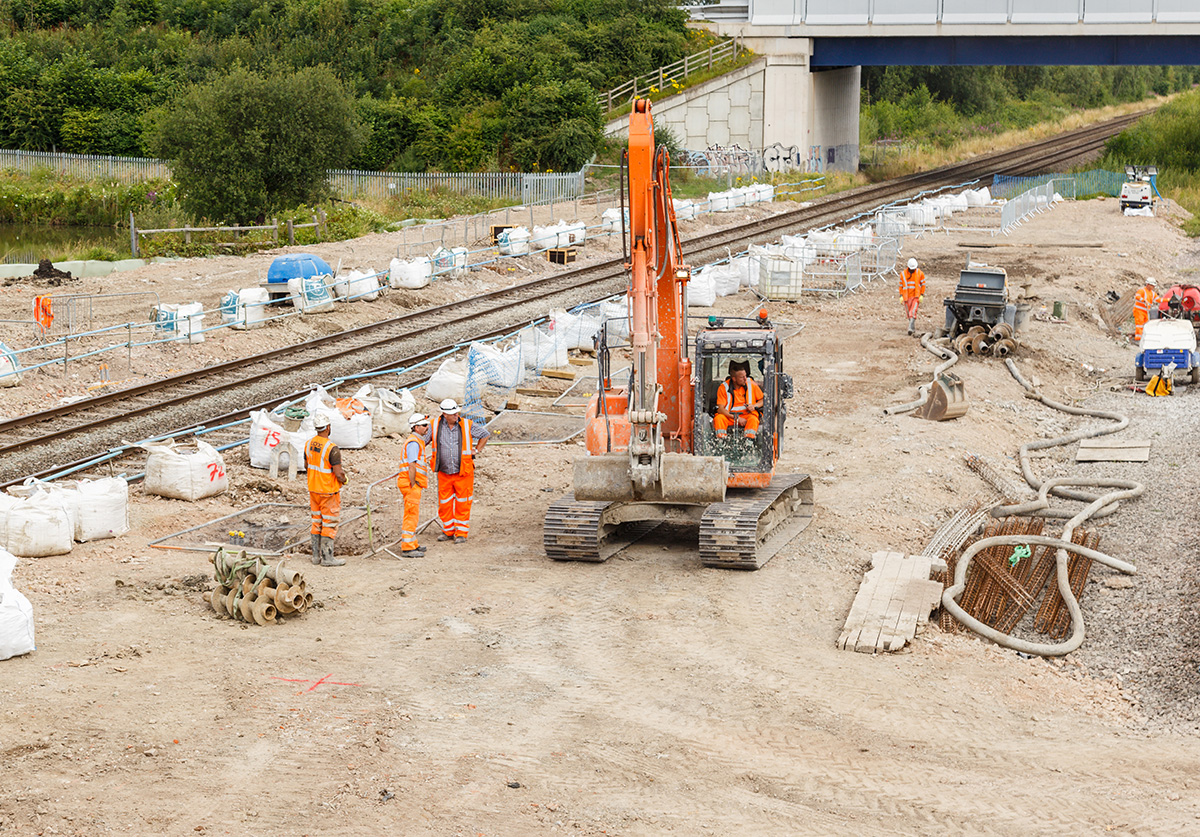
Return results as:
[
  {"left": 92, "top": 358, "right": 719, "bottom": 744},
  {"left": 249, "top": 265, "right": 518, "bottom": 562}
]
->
[{"left": 838, "top": 551, "right": 945, "bottom": 654}]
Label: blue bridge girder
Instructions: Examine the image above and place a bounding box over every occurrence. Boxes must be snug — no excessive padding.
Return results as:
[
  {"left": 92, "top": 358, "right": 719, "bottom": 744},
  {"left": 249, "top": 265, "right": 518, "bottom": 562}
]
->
[{"left": 811, "top": 35, "right": 1200, "bottom": 67}]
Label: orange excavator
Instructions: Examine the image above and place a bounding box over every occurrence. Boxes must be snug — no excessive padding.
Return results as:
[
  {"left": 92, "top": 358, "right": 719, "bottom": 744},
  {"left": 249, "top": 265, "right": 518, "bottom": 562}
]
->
[{"left": 543, "top": 99, "right": 813, "bottom": 569}]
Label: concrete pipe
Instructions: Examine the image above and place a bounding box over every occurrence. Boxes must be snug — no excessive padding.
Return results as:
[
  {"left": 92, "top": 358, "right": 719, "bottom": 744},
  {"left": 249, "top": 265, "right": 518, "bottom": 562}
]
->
[
  {"left": 993, "top": 338, "right": 1016, "bottom": 357},
  {"left": 250, "top": 599, "right": 277, "bottom": 626},
  {"left": 970, "top": 334, "right": 990, "bottom": 355}
]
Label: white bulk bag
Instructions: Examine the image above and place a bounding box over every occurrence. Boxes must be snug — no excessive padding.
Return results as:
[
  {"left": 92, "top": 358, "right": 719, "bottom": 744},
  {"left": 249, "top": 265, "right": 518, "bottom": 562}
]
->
[
  {"left": 219, "top": 291, "right": 243, "bottom": 326},
  {"left": 497, "top": 227, "right": 530, "bottom": 256},
  {"left": 425, "top": 358, "right": 467, "bottom": 404},
  {"left": 556, "top": 221, "right": 586, "bottom": 248},
  {"left": 599, "top": 300, "right": 631, "bottom": 339},
  {"left": 342, "top": 270, "right": 381, "bottom": 302},
  {"left": 706, "top": 263, "right": 743, "bottom": 297},
  {"left": 520, "top": 327, "right": 569, "bottom": 370},
  {"left": 236, "top": 288, "right": 270, "bottom": 329},
  {"left": 174, "top": 302, "right": 205, "bottom": 344},
  {"left": 755, "top": 183, "right": 775, "bottom": 203},
  {"left": 304, "top": 387, "right": 372, "bottom": 450},
  {"left": 248, "top": 409, "right": 313, "bottom": 472},
  {"left": 3, "top": 490, "right": 73, "bottom": 557},
  {"left": 143, "top": 440, "right": 228, "bottom": 501},
  {"left": 531, "top": 226, "right": 558, "bottom": 250},
  {"left": 672, "top": 199, "right": 696, "bottom": 221},
  {"left": 288, "top": 276, "right": 335, "bottom": 313},
  {"left": 551, "top": 309, "right": 602, "bottom": 350},
  {"left": 0, "top": 548, "right": 35, "bottom": 661},
  {"left": 352, "top": 384, "right": 415, "bottom": 437},
  {"left": 389, "top": 257, "right": 432, "bottom": 289},
  {"left": 0, "top": 341, "right": 21, "bottom": 387},
  {"left": 65, "top": 477, "right": 129, "bottom": 542},
  {"left": 707, "top": 191, "right": 730, "bottom": 213},
  {"left": 687, "top": 270, "right": 717, "bottom": 307},
  {"left": 600, "top": 208, "right": 628, "bottom": 233},
  {"left": 966, "top": 187, "right": 992, "bottom": 207}
]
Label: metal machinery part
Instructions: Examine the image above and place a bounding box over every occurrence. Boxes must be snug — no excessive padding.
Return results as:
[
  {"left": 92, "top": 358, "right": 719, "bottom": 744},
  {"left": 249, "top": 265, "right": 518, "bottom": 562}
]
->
[{"left": 544, "top": 98, "right": 813, "bottom": 569}]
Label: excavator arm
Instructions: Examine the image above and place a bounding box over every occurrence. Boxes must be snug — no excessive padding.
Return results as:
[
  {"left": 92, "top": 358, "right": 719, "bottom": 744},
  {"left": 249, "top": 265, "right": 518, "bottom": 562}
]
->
[{"left": 572, "top": 99, "right": 727, "bottom": 505}]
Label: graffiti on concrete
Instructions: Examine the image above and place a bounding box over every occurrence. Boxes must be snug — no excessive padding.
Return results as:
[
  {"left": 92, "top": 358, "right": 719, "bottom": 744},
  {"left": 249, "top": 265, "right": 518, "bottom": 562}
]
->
[{"left": 682, "top": 142, "right": 828, "bottom": 176}]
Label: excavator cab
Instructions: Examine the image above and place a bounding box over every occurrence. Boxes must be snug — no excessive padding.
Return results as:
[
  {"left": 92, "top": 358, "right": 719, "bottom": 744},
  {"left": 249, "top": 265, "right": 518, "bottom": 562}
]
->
[{"left": 692, "top": 312, "right": 792, "bottom": 486}]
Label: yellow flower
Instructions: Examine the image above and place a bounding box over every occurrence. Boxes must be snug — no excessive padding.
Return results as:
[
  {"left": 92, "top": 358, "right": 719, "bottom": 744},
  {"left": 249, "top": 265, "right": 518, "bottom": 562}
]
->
[{"left": 414, "top": 68, "right": 420, "bottom": 74}]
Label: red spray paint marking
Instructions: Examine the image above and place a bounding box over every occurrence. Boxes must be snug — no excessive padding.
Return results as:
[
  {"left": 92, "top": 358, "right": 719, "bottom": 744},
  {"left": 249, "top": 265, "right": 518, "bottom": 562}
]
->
[{"left": 271, "top": 674, "right": 362, "bottom": 692}]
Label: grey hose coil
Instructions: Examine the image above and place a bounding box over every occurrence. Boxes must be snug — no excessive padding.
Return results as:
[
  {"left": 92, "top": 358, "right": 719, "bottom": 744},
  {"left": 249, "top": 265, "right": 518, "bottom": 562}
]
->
[
  {"left": 883, "top": 333, "right": 959, "bottom": 416},
  {"left": 942, "top": 360, "right": 1144, "bottom": 657}
]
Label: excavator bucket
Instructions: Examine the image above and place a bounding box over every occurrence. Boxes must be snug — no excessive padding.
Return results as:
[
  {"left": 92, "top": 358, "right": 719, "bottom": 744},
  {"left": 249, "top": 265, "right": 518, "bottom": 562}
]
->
[
  {"left": 573, "top": 453, "right": 728, "bottom": 504},
  {"left": 916, "top": 372, "right": 969, "bottom": 421}
]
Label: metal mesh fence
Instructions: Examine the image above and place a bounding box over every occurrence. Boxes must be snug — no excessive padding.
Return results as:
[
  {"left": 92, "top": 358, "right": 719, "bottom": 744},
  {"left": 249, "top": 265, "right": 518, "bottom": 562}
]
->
[{"left": 991, "top": 170, "right": 1124, "bottom": 200}]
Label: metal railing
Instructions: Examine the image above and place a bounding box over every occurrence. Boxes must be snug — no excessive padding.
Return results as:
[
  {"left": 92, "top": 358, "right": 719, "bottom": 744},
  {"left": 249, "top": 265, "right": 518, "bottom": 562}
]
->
[
  {"left": 998, "top": 181, "right": 1058, "bottom": 236},
  {"left": 599, "top": 37, "right": 746, "bottom": 114},
  {"left": 0, "top": 149, "right": 170, "bottom": 182}
]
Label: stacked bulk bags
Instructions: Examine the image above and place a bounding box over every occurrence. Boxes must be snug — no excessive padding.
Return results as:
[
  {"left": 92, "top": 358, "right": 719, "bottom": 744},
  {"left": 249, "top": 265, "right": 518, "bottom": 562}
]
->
[
  {"left": 143, "top": 440, "right": 228, "bottom": 501},
  {"left": 389, "top": 257, "right": 433, "bottom": 289}
]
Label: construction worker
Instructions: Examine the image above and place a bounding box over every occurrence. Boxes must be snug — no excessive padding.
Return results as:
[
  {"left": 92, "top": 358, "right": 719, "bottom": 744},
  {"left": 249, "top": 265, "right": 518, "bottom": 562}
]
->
[
  {"left": 900, "top": 257, "right": 926, "bottom": 335},
  {"left": 305, "top": 411, "right": 347, "bottom": 567},
  {"left": 1133, "top": 277, "right": 1159, "bottom": 342},
  {"left": 397, "top": 413, "right": 431, "bottom": 557},
  {"left": 429, "top": 398, "right": 489, "bottom": 544},
  {"left": 714, "top": 360, "right": 763, "bottom": 441}
]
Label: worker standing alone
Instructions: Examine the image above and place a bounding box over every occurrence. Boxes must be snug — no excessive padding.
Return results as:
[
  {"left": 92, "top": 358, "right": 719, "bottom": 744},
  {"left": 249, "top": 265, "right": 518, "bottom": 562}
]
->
[
  {"left": 900, "top": 258, "right": 927, "bottom": 335},
  {"left": 714, "top": 360, "right": 763, "bottom": 441},
  {"left": 305, "top": 412, "right": 347, "bottom": 567},
  {"left": 1133, "top": 277, "right": 1159, "bottom": 342},
  {"left": 430, "top": 399, "right": 490, "bottom": 544},
  {"left": 397, "top": 414, "right": 431, "bottom": 557}
]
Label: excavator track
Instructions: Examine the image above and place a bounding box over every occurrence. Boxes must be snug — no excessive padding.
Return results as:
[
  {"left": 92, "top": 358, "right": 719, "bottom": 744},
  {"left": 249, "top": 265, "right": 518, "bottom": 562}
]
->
[
  {"left": 699, "top": 474, "right": 814, "bottom": 570},
  {"left": 543, "top": 496, "right": 661, "bottom": 562}
]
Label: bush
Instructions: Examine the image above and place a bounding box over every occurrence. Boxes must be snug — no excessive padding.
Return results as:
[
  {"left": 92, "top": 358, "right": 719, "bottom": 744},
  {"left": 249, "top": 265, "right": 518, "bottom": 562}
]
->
[{"left": 145, "top": 65, "right": 363, "bottom": 223}]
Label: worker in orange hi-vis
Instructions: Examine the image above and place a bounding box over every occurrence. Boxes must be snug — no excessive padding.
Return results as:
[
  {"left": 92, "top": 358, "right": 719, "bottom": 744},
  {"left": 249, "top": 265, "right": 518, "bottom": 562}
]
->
[
  {"left": 396, "top": 413, "right": 431, "bottom": 557},
  {"left": 1133, "top": 277, "right": 1159, "bottom": 343},
  {"left": 305, "top": 411, "right": 347, "bottom": 567},
  {"left": 899, "top": 257, "right": 927, "bottom": 335},
  {"left": 714, "top": 360, "right": 764, "bottom": 441},
  {"left": 429, "top": 399, "right": 489, "bottom": 544},
  {"left": 33, "top": 296, "right": 53, "bottom": 331}
]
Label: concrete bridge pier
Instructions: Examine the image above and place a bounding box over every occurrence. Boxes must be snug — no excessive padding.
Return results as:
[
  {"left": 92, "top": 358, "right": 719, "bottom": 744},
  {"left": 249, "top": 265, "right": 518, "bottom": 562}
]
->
[{"left": 604, "top": 39, "right": 861, "bottom": 174}]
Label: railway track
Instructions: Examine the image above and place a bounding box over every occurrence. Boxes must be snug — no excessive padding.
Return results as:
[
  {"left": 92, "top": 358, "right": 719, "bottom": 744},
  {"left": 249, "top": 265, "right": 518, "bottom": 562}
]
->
[{"left": 0, "top": 109, "right": 1147, "bottom": 486}]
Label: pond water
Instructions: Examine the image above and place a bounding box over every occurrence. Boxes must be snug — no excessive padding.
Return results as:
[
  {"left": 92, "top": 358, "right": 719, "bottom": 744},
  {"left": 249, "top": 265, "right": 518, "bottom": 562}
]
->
[{"left": 0, "top": 225, "right": 131, "bottom": 264}]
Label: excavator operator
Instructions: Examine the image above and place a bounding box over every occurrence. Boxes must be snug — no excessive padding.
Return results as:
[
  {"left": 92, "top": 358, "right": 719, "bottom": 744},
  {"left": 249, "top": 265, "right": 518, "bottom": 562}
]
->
[{"left": 714, "top": 360, "right": 763, "bottom": 441}]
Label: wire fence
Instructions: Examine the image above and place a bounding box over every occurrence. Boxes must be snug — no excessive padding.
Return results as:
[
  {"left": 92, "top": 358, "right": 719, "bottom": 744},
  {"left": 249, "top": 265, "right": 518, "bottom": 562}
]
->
[{"left": 992, "top": 170, "right": 1125, "bottom": 200}]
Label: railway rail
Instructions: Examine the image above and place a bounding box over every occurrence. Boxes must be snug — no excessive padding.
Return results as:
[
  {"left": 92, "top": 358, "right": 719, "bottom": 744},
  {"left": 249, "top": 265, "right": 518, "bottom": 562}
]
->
[{"left": 0, "top": 110, "right": 1147, "bottom": 487}]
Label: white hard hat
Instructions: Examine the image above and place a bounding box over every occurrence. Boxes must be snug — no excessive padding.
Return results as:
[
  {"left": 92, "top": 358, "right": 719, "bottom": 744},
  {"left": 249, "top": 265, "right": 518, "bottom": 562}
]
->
[
  {"left": 439, "top": 398, "right": 460, "bottom": 414},
  {"left": 312, "top": 409, "right": 333, "bottom": 428},
  {"left": 1146, "top": 277, "right": 1157, "bottom": 287},
  {"left": 907, "top": 258, "right": 918, "bottom": 271},
  {"left": 410, "top": 413, "right": 429, "bottom": 426}
]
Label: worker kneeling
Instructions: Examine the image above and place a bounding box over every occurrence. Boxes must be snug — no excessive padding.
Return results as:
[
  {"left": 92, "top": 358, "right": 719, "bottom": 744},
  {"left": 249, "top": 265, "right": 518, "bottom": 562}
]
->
[{"left": 714, "top": 360, "right": 763, "bottom": 441}]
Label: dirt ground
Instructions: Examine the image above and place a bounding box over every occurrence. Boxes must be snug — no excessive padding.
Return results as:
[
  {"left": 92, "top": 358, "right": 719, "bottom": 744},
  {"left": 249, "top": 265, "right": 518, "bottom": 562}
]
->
[{"left": 4, "top": 194, "right": 1200, "bottom": 835}]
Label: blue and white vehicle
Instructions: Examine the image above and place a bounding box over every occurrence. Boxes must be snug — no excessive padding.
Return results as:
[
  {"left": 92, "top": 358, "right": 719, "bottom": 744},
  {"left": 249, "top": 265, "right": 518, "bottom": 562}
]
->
[{"left": 1136, "top": 319, "right": 1198, "bottom": 384}]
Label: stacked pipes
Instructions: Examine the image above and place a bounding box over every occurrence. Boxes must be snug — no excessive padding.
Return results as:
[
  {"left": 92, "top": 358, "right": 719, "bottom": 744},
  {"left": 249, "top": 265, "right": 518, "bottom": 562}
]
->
[
  {"left": 202, "top": 547, "right": 313, "bottom": 625},
  {"left": 951, "top": 323, "right": 1018, "bottom": 358}
]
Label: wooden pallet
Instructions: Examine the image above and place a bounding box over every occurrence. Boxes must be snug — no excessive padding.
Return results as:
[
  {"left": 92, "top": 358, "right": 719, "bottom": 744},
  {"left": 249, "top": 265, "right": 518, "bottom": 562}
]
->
[{"left": 838, "top": 552, "right": 945, "bottom": 654}]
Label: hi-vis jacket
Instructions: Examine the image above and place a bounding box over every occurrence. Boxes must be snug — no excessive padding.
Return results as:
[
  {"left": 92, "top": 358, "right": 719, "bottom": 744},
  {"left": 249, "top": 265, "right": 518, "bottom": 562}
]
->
[
  {"left": 397, "top": 432, "right": 430, "bottom": 489},
  {"left": 430, "top": 416, "right": 477, "bottom": 478},
  {"left": 305, "top": 436, "right": 340, "bottom": 494}
]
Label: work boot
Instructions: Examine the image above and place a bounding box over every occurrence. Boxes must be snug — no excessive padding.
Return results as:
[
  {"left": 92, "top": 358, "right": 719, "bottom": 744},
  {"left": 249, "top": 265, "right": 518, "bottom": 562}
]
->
[
  {"left": 436, "top": 532, "right": 453, "bottom": 542},
  {"left": 454, "top": 536, "right": 467, "bottom": 544},
  {"left": 406, "top": 547, "right": 427, "bottom": 557},
  {"left": 907, "top": 318, "right": 915, "bottom": 335},
  {"left": 319, "top": 538, "right": 345, "bottom": 567},
  {"left": 310, "top": 534, "right": 322, "bottom": 565}
]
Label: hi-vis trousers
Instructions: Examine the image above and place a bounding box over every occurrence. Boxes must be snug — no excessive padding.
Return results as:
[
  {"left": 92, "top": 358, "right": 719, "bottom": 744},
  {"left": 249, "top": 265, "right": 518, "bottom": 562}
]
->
[{"left": 437, "top": 472, "right": 473, "bottom": 539}]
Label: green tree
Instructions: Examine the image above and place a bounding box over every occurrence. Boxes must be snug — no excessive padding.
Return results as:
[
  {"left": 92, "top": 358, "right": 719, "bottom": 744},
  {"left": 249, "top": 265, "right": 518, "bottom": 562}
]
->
[
  {"left": 501, "top": 78, "right": 601, "bottom": 171},
  {"left": 145, "top": 64, "right": 362, "bottom": 221}
]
